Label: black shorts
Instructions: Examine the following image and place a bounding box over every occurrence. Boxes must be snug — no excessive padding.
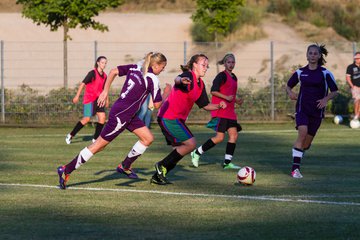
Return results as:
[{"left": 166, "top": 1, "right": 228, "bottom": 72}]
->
[{"left": 206, "top": 117, "right": 242, "bottom": 133}]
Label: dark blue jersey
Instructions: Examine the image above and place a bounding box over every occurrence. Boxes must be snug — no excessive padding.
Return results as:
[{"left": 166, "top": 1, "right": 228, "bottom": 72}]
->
[{"left": 287, "top": 65, "right": 338, "bottom": 118}]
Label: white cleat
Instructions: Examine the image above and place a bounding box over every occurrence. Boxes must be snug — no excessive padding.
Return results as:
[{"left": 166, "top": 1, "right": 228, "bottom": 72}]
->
[
  {"left": 291, "top": 168, "right": 303, "bottom": 178},
  {"left": 65, "top": 133, "right": 72, "bottom": 145}
]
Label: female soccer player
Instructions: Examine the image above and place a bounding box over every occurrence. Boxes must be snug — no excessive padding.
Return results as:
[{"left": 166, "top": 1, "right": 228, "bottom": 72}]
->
[
  {"left": 65, "top": 56, "right": 108, "bottom": 144},
  {"left": 57, "top": 52, "right": 170, "bottom": 189},
  {"left": 151, "top": 53, "right": 227, "bottom": 185},
  {"left": 286, "top": 44, "right": 338, "bottom": 178},
  {"left": 191, "top": 53, "right": 243, "bottom": 169}
]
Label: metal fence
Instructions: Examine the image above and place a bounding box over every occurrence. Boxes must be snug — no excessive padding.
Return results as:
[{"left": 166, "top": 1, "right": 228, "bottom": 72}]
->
[{"left": 0, "top": 40, "right": 358, "bottom": 125}]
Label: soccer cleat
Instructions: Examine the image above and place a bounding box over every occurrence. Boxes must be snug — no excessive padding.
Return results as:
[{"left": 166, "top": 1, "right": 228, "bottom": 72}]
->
[
  {"left": 223, "top": 162, "right": 241, "bottom": 169},
  {"left": 291, "top": 168, "right": 303, "bottom": 178},
  {"left": 65, "top": 133, "right": 72, "bottom": 145},
  {"left": 150, "top": 173, "right": 167, "bottom": 185},
  {"left": 154, "top": 162, "right": 171, "bottom": 184},
  {"left": 190, "top": 150, "right": 200, "bottom": 168},
  {"left": 116, "top": 164, "right": 138, "bottom": 179},
  {"left": 57, "top": 165, "right": 70, "bottom": 189},
  {"left": 92, "top": 139, "right": 96, "bottom": 143}
]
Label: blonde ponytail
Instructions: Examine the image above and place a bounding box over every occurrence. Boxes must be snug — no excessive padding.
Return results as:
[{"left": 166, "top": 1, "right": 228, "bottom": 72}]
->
[{"left": 142, "top": 52, "right": 153, "bottom": 77}]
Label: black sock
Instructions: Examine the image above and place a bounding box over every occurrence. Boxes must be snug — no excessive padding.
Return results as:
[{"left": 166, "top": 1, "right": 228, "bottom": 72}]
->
[
  {"left": 195, "top": 139, "right": 216, "bottom": 155},
  {"left": 70, "top": 121, "right": 84, "bottom": 137},
  {"left": 224, "top": 142, "right": 236, "bottom": 164},
  {"left": 94, "top": 123, "right": 104, "bottom": 139},
  {"left": 159, "top": 149, "right": 183, "bottom": 173}
]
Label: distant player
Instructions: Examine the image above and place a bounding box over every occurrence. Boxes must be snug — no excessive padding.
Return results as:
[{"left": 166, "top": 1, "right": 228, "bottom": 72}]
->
[
  {"left": 346, "top": 51, "right": 360, "bottom": 120},
  {"left": 286, "top": 44, "right": 338, "bottom": 178},
  {"left": 57, "top": 52, "right": 170, "bottom": 189},
  {"left": 151, "top": 53, "right": 227, "bottom": 185},
  {"left": 65, "top": 56, "right": 108, "bottom": 144},
  {"left": 191, "top": 53, "right": 243, "bottom": 169}
]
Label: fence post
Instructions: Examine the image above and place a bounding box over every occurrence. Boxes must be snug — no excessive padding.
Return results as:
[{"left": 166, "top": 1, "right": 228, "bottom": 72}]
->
[
  {"left": 1, "top": 40, "right": 4, "bottom": 123},
  {"left": 183, "top": 41, "right": 187, "bottom": 64},
  {"left": 270, "top": 41, "right": 275, "bottom": 121},
  {"left": 94, "top": 41, "right": 98, "bottom": 62}
]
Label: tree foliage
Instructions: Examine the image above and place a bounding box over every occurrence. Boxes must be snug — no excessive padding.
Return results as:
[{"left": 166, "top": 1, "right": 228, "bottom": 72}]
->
[
  {"left": 16, "top": 0, "right": 123, "bottom": 38},
  {"left": 191, "top": 0, "right": 245, "bottom": 41}
]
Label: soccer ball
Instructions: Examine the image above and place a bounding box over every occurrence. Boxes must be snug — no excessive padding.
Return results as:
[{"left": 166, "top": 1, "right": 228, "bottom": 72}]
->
[
  {"left": 333, "top": 115, "right": 343, "bottom": 125},
  {"left": 237, "top": 166, "right": 256, "bottom": 185},
  {"left": 350, "top": 119, "right": 360, "bottom": 129}
]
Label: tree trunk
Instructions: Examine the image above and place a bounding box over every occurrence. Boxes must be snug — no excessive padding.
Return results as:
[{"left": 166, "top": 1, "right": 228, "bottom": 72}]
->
[
  {"left": 215, "top": 31, "right": 219, "bottom": 74},
  {"left": 63, "top": 22, "right": 68, "bottom": 89}
]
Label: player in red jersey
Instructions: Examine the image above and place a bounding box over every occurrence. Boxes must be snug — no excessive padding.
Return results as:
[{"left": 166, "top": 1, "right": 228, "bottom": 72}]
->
[
  {"left": 151, "top": 53, "right": 227, "bottom": 185},
  {"left": 191, "top": 53, "right": 243, "bottom": 169},
  {"left": 65, "top": 56, "right": 108, "bottom": 144}
]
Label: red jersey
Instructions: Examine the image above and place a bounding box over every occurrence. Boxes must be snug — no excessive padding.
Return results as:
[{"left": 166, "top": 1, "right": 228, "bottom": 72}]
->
[
  {"left": 83, "top": 68, "right": 107, "bottom": 104},
  {"left": 159, "top": 71, "right": 205, "bottom": 120},
  {"left": 211, "top": 71, "right": 237, "bottom": 120}
]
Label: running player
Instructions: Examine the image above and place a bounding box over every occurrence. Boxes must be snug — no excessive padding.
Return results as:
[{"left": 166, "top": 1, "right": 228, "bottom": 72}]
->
[
  {"left": 65, "top": 56, "right": 108, "bottom": 144},
  {"left": 151, "top": 53, "right": 227, "bottom": 185},
  {"left": 191, "top": 53, "right": 243, "bottom": 169},
  {"left": 57, "top": 52, "right": 170, "bottom": 189},
  {"left": 286, "top": 44, "right": 338, "bottom": 178}
]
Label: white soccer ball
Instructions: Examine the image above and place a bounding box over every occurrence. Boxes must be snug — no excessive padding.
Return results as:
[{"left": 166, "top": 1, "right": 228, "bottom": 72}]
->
[
  {"left": 350, "top": 119, "right": 360, "bottom": 129},
  {"left": 237, "top": 166, "right": 256, "bottom": 185},
  {"left": 333, "top": 115, "right": 343, "bottom": 125}
]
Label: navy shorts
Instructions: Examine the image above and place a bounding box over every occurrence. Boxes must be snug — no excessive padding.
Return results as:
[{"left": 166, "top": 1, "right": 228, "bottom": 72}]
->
[{"left": 295, "top": 112, "right": 322, "bottom": 136}]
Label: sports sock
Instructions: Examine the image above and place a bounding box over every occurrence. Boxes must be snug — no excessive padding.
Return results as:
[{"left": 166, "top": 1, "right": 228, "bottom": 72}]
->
[
  {"left": 224, "top": 142, "right": 236, "bottom": 164},
  {"left": 122, "top": 141, "right": 148, "bottom": 169},
  {"left": 158, "top": 149, "right": 183, "bottom": 173},
  {"left": 292, "top": 148, "right": 303, "bottom": 171},
  {"left": 65, "top": 147, "right": 93, "bottom": 174},
  {"left": 195, "top": 139, "right": 216, "bottom": 155},
  {"left": 70, "top": 121, "right": 85, "bottom": 137},
  {"left": 93, "top": 123, "right": 104, "bottom": 139}
]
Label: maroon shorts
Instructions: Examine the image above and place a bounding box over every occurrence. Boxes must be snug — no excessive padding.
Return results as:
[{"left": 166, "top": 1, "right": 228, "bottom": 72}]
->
[
  {"left": 100, "top": 115, "right": 145, "bottom": 142},
  {"left": 295, "top": 112, "right": 322, "bottom": 136}
]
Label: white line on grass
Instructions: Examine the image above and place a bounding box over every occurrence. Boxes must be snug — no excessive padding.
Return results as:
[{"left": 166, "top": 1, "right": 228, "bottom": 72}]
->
[{"left": 1, "top": 183, "right": 359, "bottom": 207}]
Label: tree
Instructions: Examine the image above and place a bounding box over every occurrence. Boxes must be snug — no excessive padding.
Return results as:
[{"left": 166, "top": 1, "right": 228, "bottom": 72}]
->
[
  {"left": 16, "top": 0, "right": 124, "bottom": 88},
  {"left": 191, "top": 0, "right": 245, "bottom": 43},
  {"left": 191, "top": 0, "right": 244, "bottom": 72}
]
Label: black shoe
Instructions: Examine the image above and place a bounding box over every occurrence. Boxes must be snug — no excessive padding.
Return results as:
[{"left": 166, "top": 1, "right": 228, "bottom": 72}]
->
[
  {"left": 150, "top": 173, "right": 167, "bottom": 185},
  {"left": 154, "top": 162, "right": 172, "bottom": 184}
]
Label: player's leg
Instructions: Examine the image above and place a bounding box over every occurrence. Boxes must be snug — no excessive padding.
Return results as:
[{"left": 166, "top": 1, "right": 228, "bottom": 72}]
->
[
  {"left": 152, "top": 118, "right": 193, "bottom": 184},
  {"left": 191, "top": 132, "right": 223, "bottom": 168},
  {"left": 222, "top": 126, "right": 241, "bottom": 169},
  {"left": 66, "top": 102, "right": 93, "bottom": 144},
  {"left": 57, "top": 136, "right": 110, "bottom": 189},
  {"left": 93, "top": 111, "right": 105, "bottom": 142},
  {"left": 117, "top": 118, "right": 153, "bottom": 179}
]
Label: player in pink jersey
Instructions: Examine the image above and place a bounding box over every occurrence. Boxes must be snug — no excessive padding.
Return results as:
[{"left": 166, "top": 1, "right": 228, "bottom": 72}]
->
[
  {"left": 57, "top": 52, "right": 170, "bottom": 189},
  {"left": 65, "top": 56, "right": 108, "bottom": 144},
  {"left": 191, "top": 53, "right": 243, "bottom": 169},
  {"left": 151, "top": 53, "right": 227, "bottom": 185}
]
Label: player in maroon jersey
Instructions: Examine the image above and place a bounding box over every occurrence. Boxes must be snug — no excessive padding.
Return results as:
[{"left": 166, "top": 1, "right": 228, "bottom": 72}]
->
[
  {"left": 57, "top": 52, "right": 170, "bottom": 189},
  {"left": 191, "top": 53, "right": 243, "bottom": 169},
  {"left": 286, "top": 44, "right": 338, "bottom": 178}
]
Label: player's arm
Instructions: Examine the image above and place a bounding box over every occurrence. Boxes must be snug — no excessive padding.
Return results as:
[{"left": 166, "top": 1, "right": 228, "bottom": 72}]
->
[
  {"left": 317, "top": 73, "right": 339, "bottom": 109},
  {"left": 286, "top": 72, "right": 299, "bottom": 100},
  {"left": 98, "top": 67, "right": 118, "bottom": 107},
  {"left": 210, "top": 72, "right": 233, "bottom": 102},
  {"left": 73, "top": 70, "right": 93, "bottom": 104},
  {"left": 153, "top": 83, "right": 171, "bottom": 109},
  {"left": 346, "top": 74, "right": 354, "bottom": 88},
  {"left": 73, "top": 83, "right": 85, "bottom": 104},
  {"left": 196, "top": 86, "right": 226, "bottom": 111}
]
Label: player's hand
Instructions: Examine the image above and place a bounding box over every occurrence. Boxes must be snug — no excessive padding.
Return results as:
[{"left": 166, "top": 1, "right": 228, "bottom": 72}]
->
[
  {"left": 72, "top": 96, "right": 79, "bottom": 104},
  {"left": 236, "top": 98, "right": 244, "bottom": 105},
  {"left": 97, "top": 91, "right": 108, "bottom": 107},
  {"left": 219, "top": 101, "right": 227, "bottom": 109},
  {"left": 316, "top": 98, "right": 327, "bottom": 109},
  {"left": 288, "top": 91, "right": 298, "bottom": 100},
  {"left": 181, "top": 77, "right": 192, "bottom": 85},
  {"left": 226, "top": 95, "right": 234, "bottom": 102}
]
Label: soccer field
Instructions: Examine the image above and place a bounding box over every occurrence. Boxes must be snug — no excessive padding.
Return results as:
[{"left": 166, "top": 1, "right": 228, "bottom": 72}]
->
[{"left": 0, "top": 122, "right": 359, "bottom": 239}]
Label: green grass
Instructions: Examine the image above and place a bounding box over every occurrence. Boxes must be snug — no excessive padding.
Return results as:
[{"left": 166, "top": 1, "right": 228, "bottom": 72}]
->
[{"left": 0, "top": 121, "right": 359, "bottom": 239}]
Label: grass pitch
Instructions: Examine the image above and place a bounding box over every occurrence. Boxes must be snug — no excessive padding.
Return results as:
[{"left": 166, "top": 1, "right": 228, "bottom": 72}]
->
[{"left": 0, "top": 121, "right": 359, "bottom": 239}]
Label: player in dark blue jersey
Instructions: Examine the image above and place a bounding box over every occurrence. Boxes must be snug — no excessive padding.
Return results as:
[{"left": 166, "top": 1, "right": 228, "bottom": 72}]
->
[{"left": 286, "top": 44, "right": 338, "bottom": 178}]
